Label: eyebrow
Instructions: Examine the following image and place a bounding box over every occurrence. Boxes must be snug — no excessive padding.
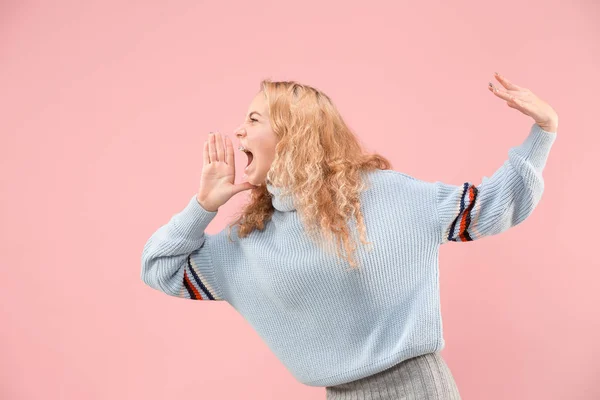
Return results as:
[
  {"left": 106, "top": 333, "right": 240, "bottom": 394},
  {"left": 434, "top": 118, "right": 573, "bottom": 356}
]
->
[{"left": 247, "top": 111, "right": 262, "bottom": 118}]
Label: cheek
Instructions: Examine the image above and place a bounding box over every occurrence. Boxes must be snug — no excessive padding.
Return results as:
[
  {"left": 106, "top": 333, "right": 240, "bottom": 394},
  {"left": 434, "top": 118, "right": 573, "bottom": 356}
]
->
[{"left": 261, "top": 147, "right": 275, "bottom": 165}]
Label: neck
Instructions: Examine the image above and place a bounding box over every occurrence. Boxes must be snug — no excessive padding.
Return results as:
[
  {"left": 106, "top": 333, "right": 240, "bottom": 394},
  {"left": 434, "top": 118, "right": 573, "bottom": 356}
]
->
[{"left": 266, "top": 182, "right": 296, "bottom": 212}]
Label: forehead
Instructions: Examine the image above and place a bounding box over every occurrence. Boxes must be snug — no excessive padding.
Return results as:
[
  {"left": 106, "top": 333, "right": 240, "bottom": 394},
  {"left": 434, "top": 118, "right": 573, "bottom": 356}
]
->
[{"left": 247, "top": 92, "right": 268, "bottom": 115}]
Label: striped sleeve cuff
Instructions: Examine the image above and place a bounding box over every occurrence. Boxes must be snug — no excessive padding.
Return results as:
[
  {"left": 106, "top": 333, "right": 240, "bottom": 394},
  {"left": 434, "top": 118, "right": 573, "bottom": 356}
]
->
[{"left": 435, "top": 123, "right": 557, "bottom": 244}]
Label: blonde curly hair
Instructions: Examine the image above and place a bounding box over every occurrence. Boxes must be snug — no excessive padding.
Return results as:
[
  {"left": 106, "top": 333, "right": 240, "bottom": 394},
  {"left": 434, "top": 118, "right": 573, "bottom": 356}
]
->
[{"left": 226, "top": 79, "right": 393, "bottom": 269}]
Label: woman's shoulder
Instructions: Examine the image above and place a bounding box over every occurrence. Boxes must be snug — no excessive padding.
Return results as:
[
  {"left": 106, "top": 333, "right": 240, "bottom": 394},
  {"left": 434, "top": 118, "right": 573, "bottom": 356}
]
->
[
  {"left": 360, "top": 169, "right": 439, "bottom": 224},
  {"left": 362, "top": 169, "right": 437, "bottom": 203},
  {"left": 365, "top": 168, "right": 429, "bottom": 184}
]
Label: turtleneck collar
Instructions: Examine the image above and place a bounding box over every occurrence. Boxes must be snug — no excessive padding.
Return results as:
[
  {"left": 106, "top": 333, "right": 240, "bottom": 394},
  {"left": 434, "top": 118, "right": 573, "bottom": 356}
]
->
[{"left": 266, "top": 182, "right": 296, "bottom": 212}]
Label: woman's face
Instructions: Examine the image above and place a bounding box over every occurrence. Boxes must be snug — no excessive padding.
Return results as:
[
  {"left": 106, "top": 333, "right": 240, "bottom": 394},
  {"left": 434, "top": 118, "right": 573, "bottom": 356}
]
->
[{"left": 235, "top": 91, "right": 279, "bottom": 186}]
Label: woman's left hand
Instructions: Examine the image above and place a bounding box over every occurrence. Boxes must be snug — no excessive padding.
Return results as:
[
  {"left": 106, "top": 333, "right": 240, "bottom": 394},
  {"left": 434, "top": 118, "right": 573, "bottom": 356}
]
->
[{"left": 489, "top": 72, "right": 559, "bottom": 133}]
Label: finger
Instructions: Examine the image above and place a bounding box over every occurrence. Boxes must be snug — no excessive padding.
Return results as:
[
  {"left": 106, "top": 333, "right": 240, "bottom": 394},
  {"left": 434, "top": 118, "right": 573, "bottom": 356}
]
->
[
  {"left": 203, "top": 139, "right": 209, "bottom": 165},
  {"left": 494, "top": 73, "right": 524, "bottom": 91},
  {"left": 209, "top": 132, "right": 217, "bottom": 162},
  {"left": 225, "top": 135, "right": 234, "bottom": 166},
  {"left": 214, "top": 132, "right": 224, "bottom": 162},
  {"left": 489, "top": 84, "right": 519, "bottom": 103},
  {"left": 504, "top": 95, "right": 530, "bottom": 116}
]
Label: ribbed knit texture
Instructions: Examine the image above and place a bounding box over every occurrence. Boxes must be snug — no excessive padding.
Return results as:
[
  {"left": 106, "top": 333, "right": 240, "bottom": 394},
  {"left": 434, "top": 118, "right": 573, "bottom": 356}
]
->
[
  {"left": 141, "top": 123, "right": 556, "bottom": 387},
  {"left": 325, "top": 352, "right": 461, "bottom": 399}
]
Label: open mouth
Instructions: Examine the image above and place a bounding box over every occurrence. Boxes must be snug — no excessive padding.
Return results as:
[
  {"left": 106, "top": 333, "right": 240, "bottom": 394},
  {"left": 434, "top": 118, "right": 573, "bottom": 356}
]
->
[{"left": 240, "top": 146, "right": 254, "bottom": 170}]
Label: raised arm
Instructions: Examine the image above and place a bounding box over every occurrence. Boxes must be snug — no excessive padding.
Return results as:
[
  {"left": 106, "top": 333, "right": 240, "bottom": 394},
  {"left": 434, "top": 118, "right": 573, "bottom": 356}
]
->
[
  {"left": 140, "top": 194, "right": 226, "bottom": 301},
  {"left": 435, "top": 123, "right": 557, "bottom": 244}
]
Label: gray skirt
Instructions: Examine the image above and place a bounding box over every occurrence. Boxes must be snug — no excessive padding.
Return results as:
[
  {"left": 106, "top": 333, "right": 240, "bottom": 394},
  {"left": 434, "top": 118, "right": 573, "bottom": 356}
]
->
[{"left": 325, "top": 352, "right": 461, "bottom": 400}]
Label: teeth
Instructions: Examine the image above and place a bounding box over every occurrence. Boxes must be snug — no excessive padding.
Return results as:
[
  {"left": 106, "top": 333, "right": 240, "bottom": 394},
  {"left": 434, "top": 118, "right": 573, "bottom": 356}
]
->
[{"left": 239, "top": 146, "right": 253, "bottom": 155}]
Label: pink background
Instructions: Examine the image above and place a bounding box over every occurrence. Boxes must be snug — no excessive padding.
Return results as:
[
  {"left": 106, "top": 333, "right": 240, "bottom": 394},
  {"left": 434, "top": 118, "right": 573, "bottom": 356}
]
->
[{"left": 1, "top": 1, "right": 599, "bottom": 399}]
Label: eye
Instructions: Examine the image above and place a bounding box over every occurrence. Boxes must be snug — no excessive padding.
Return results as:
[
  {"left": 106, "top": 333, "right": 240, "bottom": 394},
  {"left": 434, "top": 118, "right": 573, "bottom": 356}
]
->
[{"left": 249, "top": 118, "right": 258, "bottom": 122}]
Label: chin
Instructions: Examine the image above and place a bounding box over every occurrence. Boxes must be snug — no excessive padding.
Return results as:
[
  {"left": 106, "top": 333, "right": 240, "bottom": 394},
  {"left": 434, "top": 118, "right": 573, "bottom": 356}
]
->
[
  {"left": 247, "top": 174, "right": 261, "bottom": 187},
  {"left": 252, "top": 173, "right": 266, "bottom": 186}
]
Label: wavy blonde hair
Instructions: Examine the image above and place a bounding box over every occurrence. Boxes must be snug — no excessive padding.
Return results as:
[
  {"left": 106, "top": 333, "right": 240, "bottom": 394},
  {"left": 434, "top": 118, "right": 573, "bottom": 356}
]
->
[{"left": 226, "top": 79, "right": 393, "bottom": 269}]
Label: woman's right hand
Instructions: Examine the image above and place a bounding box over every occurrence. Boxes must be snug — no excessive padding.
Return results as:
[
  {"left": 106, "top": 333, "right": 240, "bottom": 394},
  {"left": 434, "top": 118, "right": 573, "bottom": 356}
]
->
[{"left": 196, "top": 132, "right": 256, "bottom": 212}]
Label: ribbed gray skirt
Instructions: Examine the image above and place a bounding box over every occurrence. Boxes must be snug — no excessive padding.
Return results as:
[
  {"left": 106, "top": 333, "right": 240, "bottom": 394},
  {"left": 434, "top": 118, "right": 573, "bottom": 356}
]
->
[{"left": 325, "top": 352, "right": 461, "bottom": 400}]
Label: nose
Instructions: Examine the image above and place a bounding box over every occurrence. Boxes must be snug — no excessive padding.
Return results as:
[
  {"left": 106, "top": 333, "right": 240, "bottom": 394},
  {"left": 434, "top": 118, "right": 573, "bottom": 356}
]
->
[{"left": 235, "top": 126, "right": 246, "bottom": 138}]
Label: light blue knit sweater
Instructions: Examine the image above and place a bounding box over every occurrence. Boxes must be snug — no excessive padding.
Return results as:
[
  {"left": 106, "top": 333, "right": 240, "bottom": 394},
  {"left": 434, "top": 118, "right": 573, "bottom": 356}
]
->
[{"left": 141, "top": 123, "right": 556, "bottom": 387}]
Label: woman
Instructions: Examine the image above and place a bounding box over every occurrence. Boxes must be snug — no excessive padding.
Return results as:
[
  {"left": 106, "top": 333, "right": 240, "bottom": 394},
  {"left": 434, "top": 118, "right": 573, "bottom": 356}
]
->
[{"left": 141, "top": 74, "right": 558, "bottom": 399}]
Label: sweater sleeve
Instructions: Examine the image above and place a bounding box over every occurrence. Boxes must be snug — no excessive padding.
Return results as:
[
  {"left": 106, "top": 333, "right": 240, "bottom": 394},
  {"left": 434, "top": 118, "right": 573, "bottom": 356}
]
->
[
  {"left": 435, "top": 123, "right": 557, "bottom": 244},
  {"left": 140, "top": 194, "right": 226, "bottom": 301}
]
